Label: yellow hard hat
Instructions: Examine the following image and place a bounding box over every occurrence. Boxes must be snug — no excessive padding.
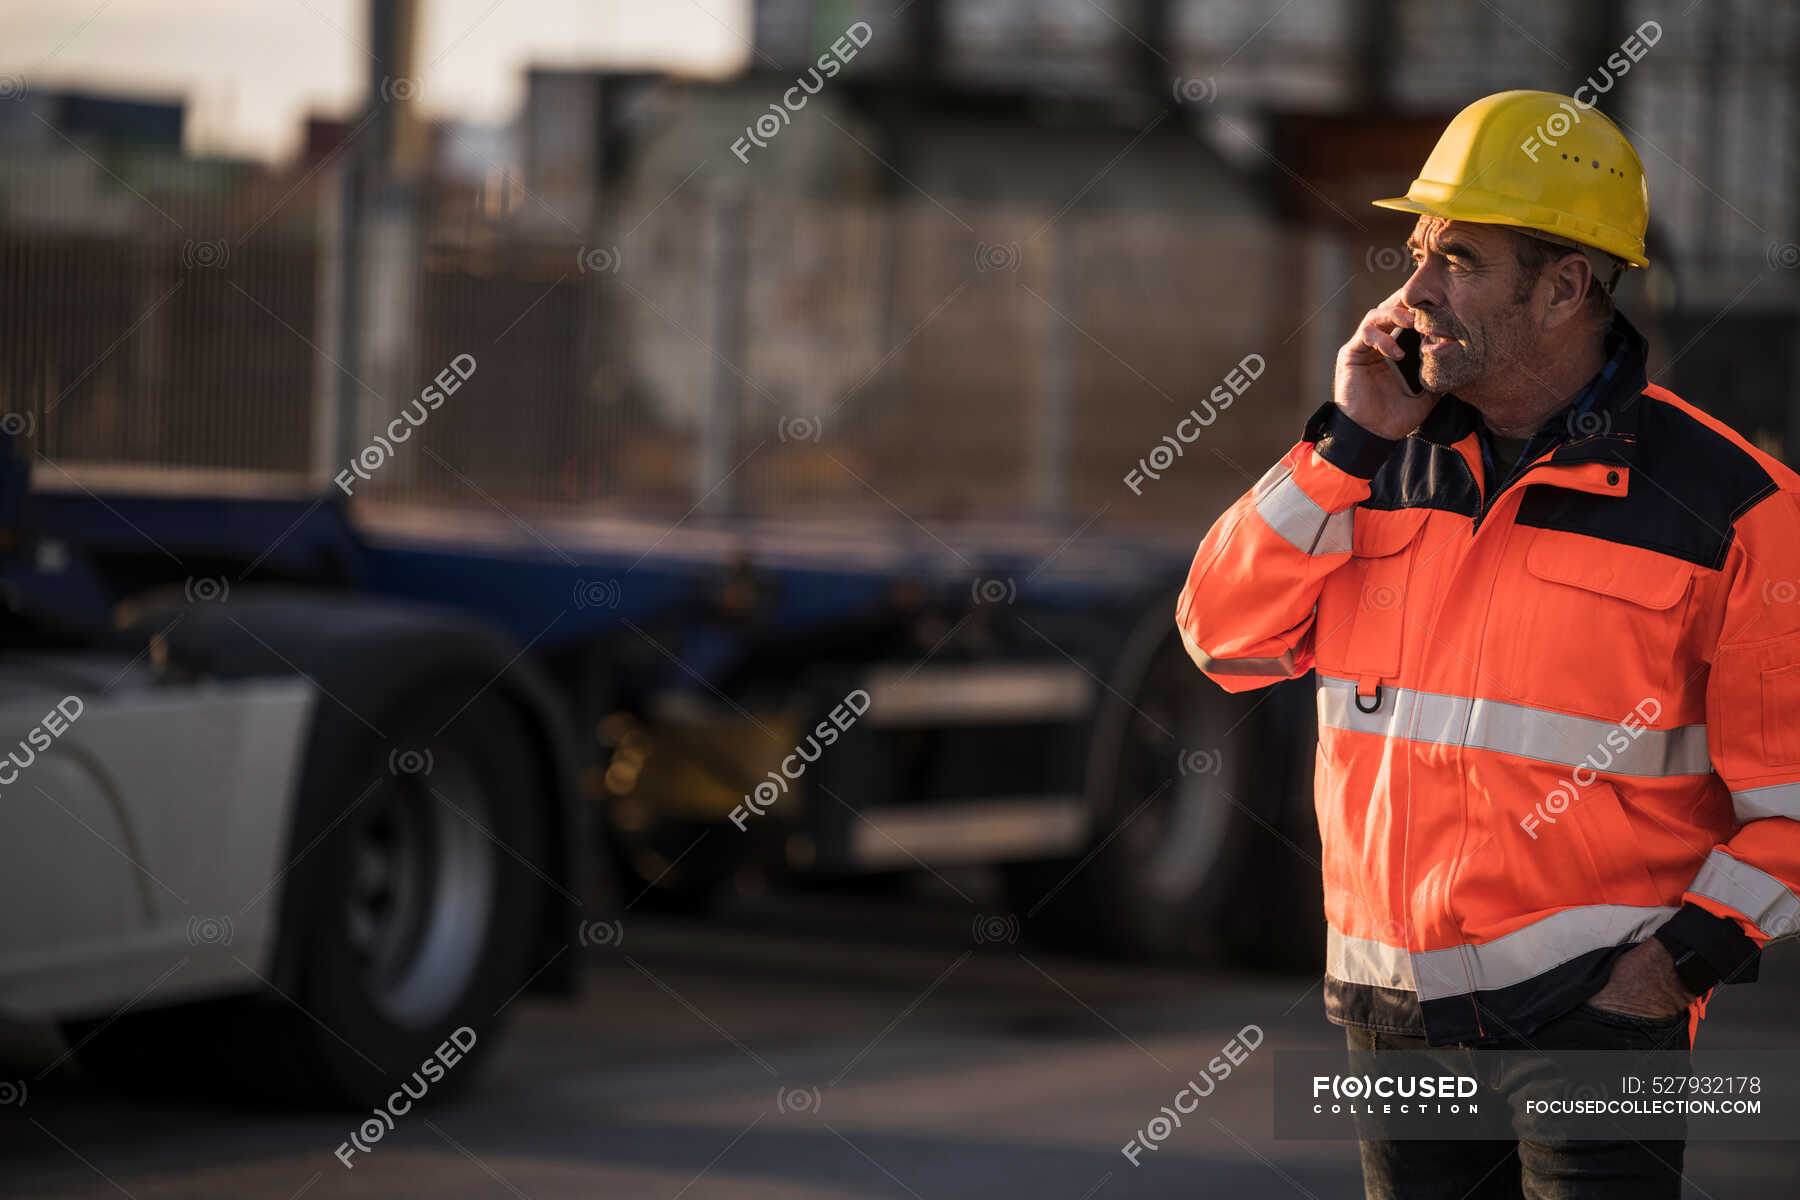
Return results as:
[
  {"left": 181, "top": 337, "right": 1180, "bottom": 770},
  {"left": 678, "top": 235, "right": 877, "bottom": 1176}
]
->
[{"left": 1373, "top": 90, "right": 1649, "bottom": 268}]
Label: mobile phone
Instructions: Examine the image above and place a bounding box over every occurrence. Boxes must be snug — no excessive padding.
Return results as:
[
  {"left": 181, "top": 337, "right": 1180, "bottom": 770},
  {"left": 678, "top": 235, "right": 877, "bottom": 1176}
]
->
[{"left": 1389, "top": 327, "right": 1424, "bottom": 397}]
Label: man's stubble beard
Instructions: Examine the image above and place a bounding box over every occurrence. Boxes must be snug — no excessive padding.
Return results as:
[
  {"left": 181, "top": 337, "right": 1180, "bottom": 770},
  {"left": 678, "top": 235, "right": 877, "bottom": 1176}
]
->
[
  {"left": 1413, "top": 304, "right": 1479, "bottom": 396},
  {"left": 1419, "top": 343, "right": 1476, "bottom": 395},
  {"left": 1419, "top": 308, "right": 1535, "bottom": 406}
]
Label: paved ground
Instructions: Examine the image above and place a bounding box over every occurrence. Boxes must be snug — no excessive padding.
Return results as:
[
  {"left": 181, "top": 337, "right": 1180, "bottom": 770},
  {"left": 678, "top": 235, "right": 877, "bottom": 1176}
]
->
[{"left": 3, "top": 881, "right": 1796, "bottom": 1198}]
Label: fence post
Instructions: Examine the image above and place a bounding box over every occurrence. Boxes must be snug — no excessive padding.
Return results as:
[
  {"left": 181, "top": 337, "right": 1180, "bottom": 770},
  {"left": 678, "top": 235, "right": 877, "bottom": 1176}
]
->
[
  {"left": 697, "top": 183, "right": 748, "bottom": 517},
  {"left": 312, "top": 165, "right": 347, "bottom": 488},
  {"left": 1034, "top": 216, "right": 1075, "bottom": 518}
]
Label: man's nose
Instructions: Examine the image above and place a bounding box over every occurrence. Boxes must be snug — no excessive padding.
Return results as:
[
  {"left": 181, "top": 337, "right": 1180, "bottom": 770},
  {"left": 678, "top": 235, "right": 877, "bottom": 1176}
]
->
[{"left": 1398, "top": 260, "right": 1441, "bottom": 312}]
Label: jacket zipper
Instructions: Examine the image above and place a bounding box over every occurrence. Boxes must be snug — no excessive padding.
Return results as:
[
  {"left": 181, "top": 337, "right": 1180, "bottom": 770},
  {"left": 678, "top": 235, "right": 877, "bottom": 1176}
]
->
[
  {"left": 1448, "top": 432, "right": 1537, "bottom": 1038},
  {"left": 1445, "top": 509, "right": 1526, "bottom": 1041},
  {"left": 1471, "top": 443, "right": 1557, "bottom": 533}
]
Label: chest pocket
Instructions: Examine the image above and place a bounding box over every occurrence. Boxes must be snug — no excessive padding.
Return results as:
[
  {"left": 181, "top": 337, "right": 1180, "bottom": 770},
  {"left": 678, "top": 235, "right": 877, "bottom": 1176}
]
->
[
  {"left": 1523, "top": 528, "right": 1696, "bottom": 608},
  {"left": 1314, "top": 506, "right": 1432, "bottom": 684},
  {"left": 1520, "top": 528, "right": 1699, "bottom": 696}
]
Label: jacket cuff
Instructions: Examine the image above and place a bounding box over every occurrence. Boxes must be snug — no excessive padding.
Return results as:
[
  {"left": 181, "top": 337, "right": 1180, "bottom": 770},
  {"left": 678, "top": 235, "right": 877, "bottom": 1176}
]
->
[
  {"left": 1654, "top": 902, "right": 1761, "bottom": 992},
  {"left": 1302, "top": 401, "right": 1404, "bottom": 480}
]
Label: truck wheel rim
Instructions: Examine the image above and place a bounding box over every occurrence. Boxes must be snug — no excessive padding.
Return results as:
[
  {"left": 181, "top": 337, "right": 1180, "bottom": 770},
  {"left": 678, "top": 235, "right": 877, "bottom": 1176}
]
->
[
  {"left": 345, "top": 753, "right": 496, "bottom": 1026},
  {"left": 1122, "top": 636, "right": 1235, "bottom": 901}
]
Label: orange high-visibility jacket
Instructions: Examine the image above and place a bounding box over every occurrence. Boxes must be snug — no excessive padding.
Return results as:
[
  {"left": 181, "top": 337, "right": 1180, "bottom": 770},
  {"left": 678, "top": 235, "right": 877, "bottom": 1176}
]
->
[{"left": 1177, "top": 313, "right": 1798, "bottom": 1045}]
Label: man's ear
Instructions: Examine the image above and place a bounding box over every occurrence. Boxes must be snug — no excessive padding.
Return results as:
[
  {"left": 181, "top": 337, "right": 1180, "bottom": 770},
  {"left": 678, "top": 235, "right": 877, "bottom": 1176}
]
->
[{"left": 1541, "top": 252, "right": 1593, "bottom": 330}]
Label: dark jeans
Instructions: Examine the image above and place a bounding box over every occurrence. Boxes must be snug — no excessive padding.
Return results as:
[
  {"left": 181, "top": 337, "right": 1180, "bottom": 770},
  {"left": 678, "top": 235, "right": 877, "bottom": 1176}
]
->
[{"left": 1350, "top": 1001, "right": 1690, "bottom": 1200}]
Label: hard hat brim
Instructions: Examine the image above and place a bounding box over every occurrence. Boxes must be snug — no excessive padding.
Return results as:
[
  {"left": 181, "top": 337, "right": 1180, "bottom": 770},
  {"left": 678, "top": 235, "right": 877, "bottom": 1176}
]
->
[{"left": 1371, "top": 192, "right": 1648, "bottom": 269}]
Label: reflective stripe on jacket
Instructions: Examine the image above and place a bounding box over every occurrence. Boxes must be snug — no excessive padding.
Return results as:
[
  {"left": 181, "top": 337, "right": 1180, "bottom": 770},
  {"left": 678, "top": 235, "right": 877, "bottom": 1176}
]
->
[{"left": 1177, "top": 312, "right": 1800, "bottom": 1046}]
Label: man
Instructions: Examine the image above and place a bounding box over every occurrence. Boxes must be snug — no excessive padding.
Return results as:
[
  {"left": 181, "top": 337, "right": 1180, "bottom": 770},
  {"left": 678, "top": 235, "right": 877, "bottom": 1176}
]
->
[{"left": 1177, "top": 90, "right": 1800, "bottom": 1196}]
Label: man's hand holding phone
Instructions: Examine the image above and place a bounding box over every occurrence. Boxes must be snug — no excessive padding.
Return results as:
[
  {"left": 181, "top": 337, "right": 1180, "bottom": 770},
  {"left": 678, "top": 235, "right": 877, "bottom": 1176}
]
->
[{"left": 1333, "top": 295, "right": 1439, "bottom": 440}]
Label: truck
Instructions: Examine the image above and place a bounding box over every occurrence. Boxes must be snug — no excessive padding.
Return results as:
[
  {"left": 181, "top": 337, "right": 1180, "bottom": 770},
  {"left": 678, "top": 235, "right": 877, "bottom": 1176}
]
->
[{"left": 0, "top": 431, "right": 1323, "bottom": 1106}]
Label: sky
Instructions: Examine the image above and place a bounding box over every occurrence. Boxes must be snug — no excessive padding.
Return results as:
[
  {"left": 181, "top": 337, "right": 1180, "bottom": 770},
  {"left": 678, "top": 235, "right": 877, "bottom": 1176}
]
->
[{"left": 0, "top": 0, "right": 754, "bottom": 161}]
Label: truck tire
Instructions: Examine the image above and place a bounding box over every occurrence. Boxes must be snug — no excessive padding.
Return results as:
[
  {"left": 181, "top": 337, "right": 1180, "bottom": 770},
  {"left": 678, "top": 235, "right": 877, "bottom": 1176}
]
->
[
  {"left": 1004, "top": 594, "right": 1301, "bottom": 961},
  {"left": 1220, "top": 674, "right": 1324, "bottom": 970},
  {"left": 65, "top": 681, "right": 550, "bottom": 1108}
]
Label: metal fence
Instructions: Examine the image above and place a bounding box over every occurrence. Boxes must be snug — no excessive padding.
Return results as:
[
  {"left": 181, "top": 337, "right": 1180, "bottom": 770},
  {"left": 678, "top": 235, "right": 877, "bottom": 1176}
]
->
[
  {"left": 0, "top": 156, "right": 317, "bottom": 480},
  {"left": 4, "top": 150, "right": 1301, "bottom": 531}
]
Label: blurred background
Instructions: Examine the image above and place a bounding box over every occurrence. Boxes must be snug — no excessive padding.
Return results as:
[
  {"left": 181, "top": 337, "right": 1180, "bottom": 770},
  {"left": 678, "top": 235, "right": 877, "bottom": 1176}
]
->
[
  {"left": 1, "top": 1, "right": 1797, "bottom": 1197},
  {"left": 6, "top": 0, "right": 1794, "bottom": 523}
]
